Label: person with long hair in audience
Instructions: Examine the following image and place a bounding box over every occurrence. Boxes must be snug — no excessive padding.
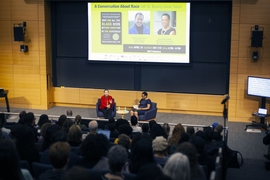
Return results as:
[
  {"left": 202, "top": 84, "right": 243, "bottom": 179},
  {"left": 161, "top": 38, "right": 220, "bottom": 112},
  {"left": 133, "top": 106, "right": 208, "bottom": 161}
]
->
[
  {"left": 62, "top": 118, "right": 74, "bottom": 133},
  {"left": 162, "top": 123, "right": 171, "bottom": 138},
  {"left": 177, "top": 142, "right": 206, "bottom": 180},
  {"left": 78, "top": 133, "right": 110, "bottom": 170},
  {"left": 68, "top": 124, "right": 82, "bottom": 147},
  {"left": 37, "top": 114, "right": 50, "bottom": 129},
  {"left": 168, "top": 123, "right": 185, "bottom": 154},
  {"left": 125, "top": 133, "right": 156, "bottom": 174},
  {"left": 58, "top": 114, "right": 67, "bottom": 128},
  {"left": 163, "top": 152, "right": 190, "bottom": 180},
  {"left": 74, "top": 115, "right": 87, "bottom": 131},
  {"left": 0, "top": 139, "right": 33, "bottom": 180},
  {"left": 11, "top": 124, "right": 40, "bottom": 167}
]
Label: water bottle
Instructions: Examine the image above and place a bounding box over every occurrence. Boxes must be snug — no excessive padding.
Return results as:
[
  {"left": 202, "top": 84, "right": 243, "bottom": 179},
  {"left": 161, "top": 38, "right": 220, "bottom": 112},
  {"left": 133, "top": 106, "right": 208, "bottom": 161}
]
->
[
  {"left": 124, "top": 107, "right": 126, "bottom": 111},
  {"left": 118, "top": 107, "right": 120, "bottom": 111}
]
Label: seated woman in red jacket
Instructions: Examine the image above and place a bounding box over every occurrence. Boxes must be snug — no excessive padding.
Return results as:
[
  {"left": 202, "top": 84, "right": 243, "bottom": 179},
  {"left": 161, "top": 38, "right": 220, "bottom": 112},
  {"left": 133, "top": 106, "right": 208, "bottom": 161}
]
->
[{"left": 99, "top": 89, "right": 115, "bottom": 119}]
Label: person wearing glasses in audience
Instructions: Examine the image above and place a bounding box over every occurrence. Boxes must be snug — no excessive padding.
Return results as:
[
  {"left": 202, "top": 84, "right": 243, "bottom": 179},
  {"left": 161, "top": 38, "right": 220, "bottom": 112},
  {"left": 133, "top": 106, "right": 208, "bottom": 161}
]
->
[{"left": 157, "top": 13, "right": 176, "bottom": 35}]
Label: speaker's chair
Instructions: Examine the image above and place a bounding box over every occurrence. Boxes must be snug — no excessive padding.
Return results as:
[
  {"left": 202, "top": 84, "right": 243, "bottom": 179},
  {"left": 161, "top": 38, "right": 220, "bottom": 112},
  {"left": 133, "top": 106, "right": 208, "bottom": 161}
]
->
[
  {"left": 138, "top": 102, "right": 158, "bottom": 121},
  {"left": 96, "top": 98, "right": 116, "bottom": 118}
]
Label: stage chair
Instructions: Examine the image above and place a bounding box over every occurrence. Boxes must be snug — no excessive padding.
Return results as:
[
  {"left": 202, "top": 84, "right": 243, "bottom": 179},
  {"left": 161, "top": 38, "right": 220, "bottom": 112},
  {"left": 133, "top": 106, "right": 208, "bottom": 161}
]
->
[
  {"left": 96, "top": 98, "right": 116, "bottom": 118},
  {"left": 138, "top": 102, "right": 158, "bottom": 121}
]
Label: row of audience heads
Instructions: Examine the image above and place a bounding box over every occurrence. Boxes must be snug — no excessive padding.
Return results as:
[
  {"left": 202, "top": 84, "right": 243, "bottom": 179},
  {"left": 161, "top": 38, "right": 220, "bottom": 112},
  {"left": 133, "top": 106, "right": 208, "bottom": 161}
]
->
[{"left": 0, "top": 110, "right": 224, "bottom": 180}]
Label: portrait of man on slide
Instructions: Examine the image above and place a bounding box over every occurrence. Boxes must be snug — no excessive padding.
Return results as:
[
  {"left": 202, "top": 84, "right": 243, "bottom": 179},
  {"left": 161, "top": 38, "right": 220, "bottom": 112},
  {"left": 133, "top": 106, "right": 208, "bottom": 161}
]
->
[
  {"left": 128, "top": 12, "right": 150, "bottom": 35},
  {"left": 157, "top": 12, "right": 176, "bottom": 35}
]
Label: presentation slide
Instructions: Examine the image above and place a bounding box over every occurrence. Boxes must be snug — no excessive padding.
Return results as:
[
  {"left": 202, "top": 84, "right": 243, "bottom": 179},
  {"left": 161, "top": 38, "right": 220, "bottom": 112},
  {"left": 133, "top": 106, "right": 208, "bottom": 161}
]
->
[
  {"left": 88, "top": 2, "right": 190, "bottom": 63},
  {"left": 248, "top": 76, "right": 270, "bottom": 98}
]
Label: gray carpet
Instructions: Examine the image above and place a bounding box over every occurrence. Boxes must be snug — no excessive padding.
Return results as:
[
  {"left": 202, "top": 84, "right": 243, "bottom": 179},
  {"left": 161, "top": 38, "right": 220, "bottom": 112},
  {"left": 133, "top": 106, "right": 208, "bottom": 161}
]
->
[{"left": 1, "top": 106, "right": 270, "bottom": 179}]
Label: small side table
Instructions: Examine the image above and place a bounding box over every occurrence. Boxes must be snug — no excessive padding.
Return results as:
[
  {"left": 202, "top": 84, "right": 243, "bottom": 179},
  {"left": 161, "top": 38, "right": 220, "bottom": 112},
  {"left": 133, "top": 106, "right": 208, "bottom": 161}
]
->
[{"left": 117, "top": 110, "right": 129, "bottom": 119}]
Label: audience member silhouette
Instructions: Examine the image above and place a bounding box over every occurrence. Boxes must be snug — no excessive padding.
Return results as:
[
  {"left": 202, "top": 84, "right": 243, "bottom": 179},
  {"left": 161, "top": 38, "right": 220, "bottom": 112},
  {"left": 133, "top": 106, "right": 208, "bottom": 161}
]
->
[
  {"left": 177, "top": 142, "right": 206, "bottom": 180},
  {"left": 62, "top": 166, "right": 91, "bottom": 180},
  {"left": 78, "top": 133, "right": 110, "bottom": 170},
  {"left": 126, "top": 133, "right": 156, "bottom": 174},
  {"left": 74, "top": 115, "right": 87, "bottom": 131},
  {"left": 38, "top": 142, "right": 70, "bottom": 180},
  {"left": 58, "top": 114, "right": 67, "bottom": 128},
  {"left": 168, "top": 123, "right": 185, "bottom": 154},
  {"left": 37, "top": 114, "right": 50, "bottom": 129},
  {"left": 68, "top": 124, "right": 82, "bottom": 147},
  {"left": 101, "top": 145, "right": 128, "bottom": 180},
  {"left": 152, "top": 136, "right": 169, "bottom": 167},
  {"left": 0, "top": 139, "right": 32, "bottom": 180},
  {"left": 163, "top": 152, "right": 190, "bottom": 180}
]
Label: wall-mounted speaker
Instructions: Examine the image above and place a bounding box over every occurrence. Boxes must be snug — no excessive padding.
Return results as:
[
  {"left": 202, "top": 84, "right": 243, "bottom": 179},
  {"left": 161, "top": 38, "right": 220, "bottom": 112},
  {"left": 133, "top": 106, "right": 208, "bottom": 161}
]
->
[
  {"left": 251, "top": 30, "right": 263, "bottom": 47},
  {"left": 20, "top": 44, "right": 28, "bottom": 52},
  {"left": 252, "top": 51, "right": 258, "bottom": 61},
  {"left": 14, "top": 27, "right": 24, "bottom": 41}
]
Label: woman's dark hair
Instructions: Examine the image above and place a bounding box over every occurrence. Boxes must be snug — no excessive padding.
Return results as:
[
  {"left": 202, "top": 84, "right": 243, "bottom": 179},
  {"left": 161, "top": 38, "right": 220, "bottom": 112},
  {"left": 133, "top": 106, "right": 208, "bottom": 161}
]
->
[
  {"left": 178, "top": 132, "right": 190, "bottom": 145},
  {"left": 58, "top": 114, "right": 67, "bottom": 127},
  {"left": 75, "top": 115, "right": 82, "bottom": 125},
  {"left": 150, "top": 123, "right": 168, "bottom": 140},
  {"left": 13, "top": 125, "right": 39, "bottom": 164},
  {"left": 40, "top": 124, "right": 61, "bottom": 151},
  {"left": 62, "top": 118, "right": 74, "bottom": 133},
  {"left": 0, "top": 140, "right": 23, "bottom": 180},
  {"left": 177, "top": 142, "right": 204, "bottom": 178},
  {"left": 80, "top": 133, "right": 109, "bottom": 162},
  {"left": 24, "top": 112, "right": 35, "bottom": 125},
  {"left": 118, "top": 124, "right": 132, "bottom": 136},
  {"left": 137, "top": 163, "right": 163, "bottom": 180},
  {"left": 129, "top": 134, "right": 155, "bottom": 174},
  {"left": 37, "top": 114, "right": 50, "bottom": 127},
  {"left": 148, "top": 120, "right": 156, "bottom": 130}
]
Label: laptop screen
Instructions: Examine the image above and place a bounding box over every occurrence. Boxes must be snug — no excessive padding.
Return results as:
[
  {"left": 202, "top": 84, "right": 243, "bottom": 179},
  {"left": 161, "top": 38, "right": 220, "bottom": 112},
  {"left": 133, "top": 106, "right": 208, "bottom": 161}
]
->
[
  {"left": 258, "top": 108, "right": 267, "bottom": 115},
  {"left": 97, "top": 129, "right": 111, "bottom": 139}
]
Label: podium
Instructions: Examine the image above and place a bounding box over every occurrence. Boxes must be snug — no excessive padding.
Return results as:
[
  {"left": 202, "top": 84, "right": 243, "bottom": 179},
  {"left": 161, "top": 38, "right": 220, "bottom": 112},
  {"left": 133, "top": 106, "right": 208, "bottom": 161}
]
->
[{"left": 0, "top": 90, "right": 10, "bottom": 112}]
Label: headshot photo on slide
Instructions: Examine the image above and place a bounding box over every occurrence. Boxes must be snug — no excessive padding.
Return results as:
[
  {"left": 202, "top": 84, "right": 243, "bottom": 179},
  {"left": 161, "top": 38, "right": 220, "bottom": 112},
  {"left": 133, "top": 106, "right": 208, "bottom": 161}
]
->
[
  {"left": 156, "top": 11, "right": 176, "bottom": 35},
  {"left": 128, "top": 11, "right": 150, "bottom": 35}
]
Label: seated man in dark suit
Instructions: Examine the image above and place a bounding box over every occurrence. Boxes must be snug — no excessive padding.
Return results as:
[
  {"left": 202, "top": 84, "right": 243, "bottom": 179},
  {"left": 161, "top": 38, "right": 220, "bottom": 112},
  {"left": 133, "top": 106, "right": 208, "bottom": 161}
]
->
[{"left": 130, "top": 91, "right": 151, "bottom": 120}]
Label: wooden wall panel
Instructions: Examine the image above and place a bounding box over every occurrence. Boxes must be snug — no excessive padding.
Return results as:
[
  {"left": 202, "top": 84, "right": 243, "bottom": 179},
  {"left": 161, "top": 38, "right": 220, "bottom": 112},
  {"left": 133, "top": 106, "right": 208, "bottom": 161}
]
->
[
  {"left": 0, "top": 76, "right": 14, "bottom": 90},
  {"left": 166, "top": 94, "right": 198, "bottom": 111},
  {"left": 10, "top": 0, "right": 38, "bottom": 21},
  {"left": 0, "top": 1, "right": 11, "bottom": 21},
  {"left": 0, "top": 51, "right": 13, "bottom": 64},
  {"left": 197, "top": 95, "right": 223, "bottom": 112},
  {"left": 54, "top": 88, "right": 80, "bottom": 104},
  {"left": 230, "top": 41, "right": 239, "bottom": 57},
  {"left": 231, "top": 6, "right": 240, "bottom": 24},
  {"left": 237, "top": 57, "right": 262, "bottom": 74},
  {"left": 13, "top": 65, "right": 40, "bottom": 75},
  {"left": 0, "top": 22, "right": 12, "bottom": 51},
  {"left": 13, "top": 74, "right": 40, "bottom": 89},
  {"left": 12, "top": 51, "right": 40, "bottom": 66},
  {"left": 231, "top": 24, "right": 239, "bottom": 41},
  {"left": 230, "top": 57, "right": 238, "bottom": 74},
  {"left": 240, "top": 0, "right": 270, "bottom": 24},
  {"left": 149, "top": 92, "right": 167, "bottom": 109}
]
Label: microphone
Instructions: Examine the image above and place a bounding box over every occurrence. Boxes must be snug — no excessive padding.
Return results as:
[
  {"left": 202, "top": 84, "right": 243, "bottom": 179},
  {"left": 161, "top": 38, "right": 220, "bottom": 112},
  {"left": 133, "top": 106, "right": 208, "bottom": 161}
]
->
[{"left": 221, "top": 94, "right": 230, "bottom": 104}]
